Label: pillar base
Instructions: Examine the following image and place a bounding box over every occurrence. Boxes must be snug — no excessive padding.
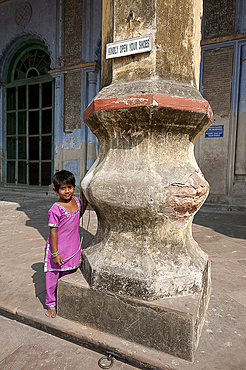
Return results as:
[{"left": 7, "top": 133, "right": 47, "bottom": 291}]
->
[{"left": 57, "top": 263, "right": 211, "bottom": 362}]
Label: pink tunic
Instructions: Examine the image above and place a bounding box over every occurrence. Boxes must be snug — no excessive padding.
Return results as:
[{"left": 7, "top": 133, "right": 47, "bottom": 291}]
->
[{"left": 44, "top": 197, "right": 81, "bottom": 272}]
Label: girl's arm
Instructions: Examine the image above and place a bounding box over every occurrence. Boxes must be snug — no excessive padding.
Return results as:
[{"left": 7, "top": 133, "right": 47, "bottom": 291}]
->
[
  {"left": 80, "top": 189, "right": 88, "bottom": 217},
  {"left": 50, "top": 227, "right": 64, "bottom": 266}
]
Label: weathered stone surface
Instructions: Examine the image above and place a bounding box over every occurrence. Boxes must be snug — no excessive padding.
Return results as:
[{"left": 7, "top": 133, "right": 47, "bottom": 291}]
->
[
  {"left": 64, "top": 71, "right": 82, "bottom": 131},
  {"left": 58, "top": 265, "right": 211, "bottom": 362},
  {"left": 101, "top": 0, "right": 114, "bottom": 88},
  {"left": 64, "top": 0, "right": 83, "bottom": 67},
  {"left": 81, "top": 0, "right": 212, "bottom": 301},
  {"left": 81, "top": 79, "right": 212, "bottom": 300},
  {"left": 203, "top": 0, "right": 236, "bottom": 40},
  {"left": 102, "top": 0, "right": 203, "bottom": 88},
  {"left": 202, "top": 46, "right": 234, "bottom": 117}
]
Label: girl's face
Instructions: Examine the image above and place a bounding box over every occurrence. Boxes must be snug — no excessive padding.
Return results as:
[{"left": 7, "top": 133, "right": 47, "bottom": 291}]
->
[{"left": 55, "top": 182, "right": 75, "bottom": 202}]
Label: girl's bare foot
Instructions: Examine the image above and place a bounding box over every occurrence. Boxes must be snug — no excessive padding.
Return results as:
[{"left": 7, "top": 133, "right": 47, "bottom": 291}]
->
[{"left": 46, "top": 308, "right": 56, "bottom": 318}]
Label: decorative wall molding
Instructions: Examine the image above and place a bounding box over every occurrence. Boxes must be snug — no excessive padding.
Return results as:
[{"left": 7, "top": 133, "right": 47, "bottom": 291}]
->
[
  {"left": 15, "top": 2, "right": 32, "bottom": 28},
  {"left": 0, "top": 32, "right": 53, "bottom": 80}
]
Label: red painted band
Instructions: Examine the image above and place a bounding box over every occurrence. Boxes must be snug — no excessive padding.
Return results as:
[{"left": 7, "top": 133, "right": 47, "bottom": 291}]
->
[{"left": 83, "top": 93, "right": 213, "bottom": 123}]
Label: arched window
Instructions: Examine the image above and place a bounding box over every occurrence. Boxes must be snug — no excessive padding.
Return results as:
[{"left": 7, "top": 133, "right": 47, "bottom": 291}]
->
[
  {"left": 13, "top": 48, "right": 51, "bottom": 80},
  {"left": 5, "top": 41, "right": 54, "bottom": 186}
]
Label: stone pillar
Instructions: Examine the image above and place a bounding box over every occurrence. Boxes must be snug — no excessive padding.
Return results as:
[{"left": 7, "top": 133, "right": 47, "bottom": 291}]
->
[
  {"left": 81, "top": 0, "right": 212, "bottom": 300},
  {"left": 58, "top": 0, "right": 212, "bottom": 362}
]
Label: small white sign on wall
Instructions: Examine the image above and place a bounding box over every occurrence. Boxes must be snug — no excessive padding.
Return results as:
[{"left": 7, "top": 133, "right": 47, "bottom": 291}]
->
[{"left": 106, "top": 35, "right": 151, "bottom": 59}]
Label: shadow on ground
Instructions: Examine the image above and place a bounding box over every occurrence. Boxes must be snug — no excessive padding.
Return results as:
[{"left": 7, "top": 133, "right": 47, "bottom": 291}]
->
[
  {"left": 194, "top": 210, "right": 246, "bottom": 240},
  {"left": 31, "top": 262, "right": 46, "bottom": 308}
]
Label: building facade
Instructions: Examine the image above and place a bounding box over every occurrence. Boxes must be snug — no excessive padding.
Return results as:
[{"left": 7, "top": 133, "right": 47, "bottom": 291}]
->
[
  {"left": 0, "top": 0, "right": 245, "bottom": 208},
  {"left": 0, "top": 0, "right": 102, "bottom": 189},
  {"left": 197, "top": 0, "right": 246, "bottom": 207}
]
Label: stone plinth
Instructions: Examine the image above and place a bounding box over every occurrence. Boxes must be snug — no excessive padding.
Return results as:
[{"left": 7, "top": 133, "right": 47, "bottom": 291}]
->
[{"left": 58, "top": 265, "right": 211, "bottom": 361}]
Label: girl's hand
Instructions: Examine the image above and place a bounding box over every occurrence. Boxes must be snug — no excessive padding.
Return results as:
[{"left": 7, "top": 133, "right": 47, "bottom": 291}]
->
[
  {"left": 80, "top": 189, "right": 87, "bottom": 203},
  {"left": 80, "top": 189, "right": 88, "bottom": 215},
  {"left": 52, "top": 254, "right": 64, "bottom": 266}
]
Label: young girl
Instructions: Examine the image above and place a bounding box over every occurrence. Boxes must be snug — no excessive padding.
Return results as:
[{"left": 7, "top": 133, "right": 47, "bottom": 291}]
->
[{"left": 44, "top": 170, "right": 88, "bottom": 318}]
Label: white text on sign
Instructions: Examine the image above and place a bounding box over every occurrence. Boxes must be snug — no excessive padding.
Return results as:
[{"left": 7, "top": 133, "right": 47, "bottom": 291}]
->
[{"left": 106, "top": 35, "right": 151, "bottom": 59}]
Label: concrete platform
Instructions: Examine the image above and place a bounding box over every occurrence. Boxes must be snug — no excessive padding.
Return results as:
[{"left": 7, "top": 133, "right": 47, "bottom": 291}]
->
[{"left": 0, "top": 188, "right": 245, "bottom": 369}]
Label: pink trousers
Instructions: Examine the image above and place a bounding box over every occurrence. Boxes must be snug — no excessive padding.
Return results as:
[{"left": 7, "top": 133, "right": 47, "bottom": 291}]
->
[{"left": 45, "top": 269, "right": 75, "bottom": 309}]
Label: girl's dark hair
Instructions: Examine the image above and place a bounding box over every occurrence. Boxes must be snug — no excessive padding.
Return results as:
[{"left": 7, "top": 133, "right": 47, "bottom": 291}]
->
[{"left": 53, "top": 170, "right": 76, "bottom": 191}]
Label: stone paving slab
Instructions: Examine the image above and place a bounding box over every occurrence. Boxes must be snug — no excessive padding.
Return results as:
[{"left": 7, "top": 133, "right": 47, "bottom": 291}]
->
[
  {"left": 0, "top": 188, "right": 245, "bottom": 369},
  {"left": 0, "top": 315, "right": 136, "bottom": 370}
]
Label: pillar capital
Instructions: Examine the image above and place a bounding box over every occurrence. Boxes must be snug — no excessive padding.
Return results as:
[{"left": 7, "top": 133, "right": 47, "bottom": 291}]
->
[{"left": 84, "top": 79, "right": 212, "bottom": 143}]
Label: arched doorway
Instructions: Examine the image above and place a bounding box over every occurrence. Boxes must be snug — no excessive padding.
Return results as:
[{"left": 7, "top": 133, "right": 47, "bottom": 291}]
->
[{"left": 5, "top": 40, "right": 54, "bottom": 186}]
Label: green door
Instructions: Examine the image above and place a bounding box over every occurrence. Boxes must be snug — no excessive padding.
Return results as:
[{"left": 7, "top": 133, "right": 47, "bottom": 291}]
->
[{"left": 5, "top": 45, "right": 54, "bottom": 186}]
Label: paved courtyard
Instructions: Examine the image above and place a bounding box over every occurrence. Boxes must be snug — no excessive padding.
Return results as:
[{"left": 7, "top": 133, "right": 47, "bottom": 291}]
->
[{"left": 0, "top": 188, "right": 245, "bottom": 369}]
